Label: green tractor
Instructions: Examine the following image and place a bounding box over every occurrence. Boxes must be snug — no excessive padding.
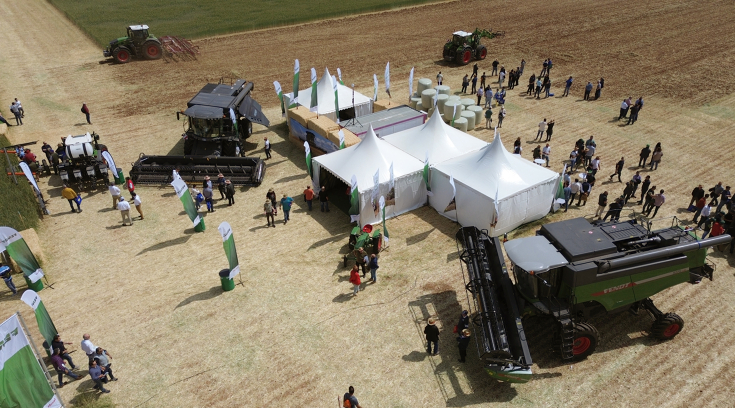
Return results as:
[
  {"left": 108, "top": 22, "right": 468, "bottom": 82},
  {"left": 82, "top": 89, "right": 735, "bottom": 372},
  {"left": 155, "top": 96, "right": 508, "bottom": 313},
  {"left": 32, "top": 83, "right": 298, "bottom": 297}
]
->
[
  {"left": 456, "top": 217, "right": 729, "bottom": 383},
  {"left": 442, "top": 28, "right": 503, "bottom": 65},
  {"left": 103, "top": 25, "right": 163, "bottom": 64}
]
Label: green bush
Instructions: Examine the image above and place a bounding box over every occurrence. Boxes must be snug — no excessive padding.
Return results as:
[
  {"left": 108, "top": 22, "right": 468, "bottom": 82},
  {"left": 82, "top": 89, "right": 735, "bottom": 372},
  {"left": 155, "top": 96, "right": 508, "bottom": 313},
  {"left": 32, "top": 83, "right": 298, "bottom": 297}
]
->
[{"left": 0, "top": 135, "right": 41, "bottom": 231}]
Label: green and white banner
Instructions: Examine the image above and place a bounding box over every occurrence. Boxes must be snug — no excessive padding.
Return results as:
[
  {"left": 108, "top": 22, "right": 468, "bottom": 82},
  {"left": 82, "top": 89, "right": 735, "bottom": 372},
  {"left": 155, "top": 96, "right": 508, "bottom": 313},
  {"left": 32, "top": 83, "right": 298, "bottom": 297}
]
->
[
  {"left": 18, "top": 162, "right": 40, "bottom": 194},
  {"left": 273, "top": 81, "right": 285, "bottom": 117},
  {"left": 422, "top": 152, "right": 433, "bottom": 197},
  {"left": 349, "top": 175, "right": 360, "bottom": 223},
  {"left": 379, "top": 196, "right": 390, "bottom": 247},
  {"left": 217, "top": 222, "right": 240, "bottom": 279},
  {"left": 171, "top": 178, "right": 204, "bottom": 231},
  {"left": 292, "top": 59, "right": 300, "bottom": 107},
  {"left": 332, "top": 75, "right": 340, "bottom": 122},
  {"left": 0, "top": 314, "right": 61, "bottom": 408},
  {"left": 373, "top": 74, "right": 378, "bottom": 101},
  {"left": 0, "top": 227, "right": 44, "bottom": 284},
  {"left": 309, "top": 68, "right": 318, "bottom": 113},
  {"left": 20, "top": 291, "right": 58, "bottom": 353},
  {"left": 385, "top": 162, "right": 396, "bottom": 206},
  {"left": 337, "top": 68, "right": 344, "bottom": 85},
  {"left": 304, "top": 141, "right": 313, "bottom": 178},
  {"left": 338, "top": 130, "right": 345, "bottom": 149},
  {"left": 408, "top": 67, "right": 414, "bottom": 101}
]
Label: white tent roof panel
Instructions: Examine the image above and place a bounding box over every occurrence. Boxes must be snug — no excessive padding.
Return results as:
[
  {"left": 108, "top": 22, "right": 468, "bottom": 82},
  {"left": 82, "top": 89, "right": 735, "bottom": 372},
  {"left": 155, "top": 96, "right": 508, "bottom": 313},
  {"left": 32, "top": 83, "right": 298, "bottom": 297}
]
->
[{"left": 284, "top": 68, "right": 372, "bottom": 116}]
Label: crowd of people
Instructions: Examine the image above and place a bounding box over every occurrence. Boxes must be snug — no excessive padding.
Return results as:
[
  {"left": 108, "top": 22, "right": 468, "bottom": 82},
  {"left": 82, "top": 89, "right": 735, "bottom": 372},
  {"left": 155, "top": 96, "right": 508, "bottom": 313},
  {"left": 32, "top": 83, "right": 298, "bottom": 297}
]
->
[{"left": 47, "top": 333, "right": 118, "bottom": 393}]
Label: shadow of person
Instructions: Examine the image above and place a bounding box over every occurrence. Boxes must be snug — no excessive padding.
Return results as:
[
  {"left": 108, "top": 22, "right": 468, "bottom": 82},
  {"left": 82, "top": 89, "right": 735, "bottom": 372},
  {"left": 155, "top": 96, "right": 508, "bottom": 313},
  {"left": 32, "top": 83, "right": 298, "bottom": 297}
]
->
[{"left": 401, "top": 350, "right": 428, "bottom": 362}]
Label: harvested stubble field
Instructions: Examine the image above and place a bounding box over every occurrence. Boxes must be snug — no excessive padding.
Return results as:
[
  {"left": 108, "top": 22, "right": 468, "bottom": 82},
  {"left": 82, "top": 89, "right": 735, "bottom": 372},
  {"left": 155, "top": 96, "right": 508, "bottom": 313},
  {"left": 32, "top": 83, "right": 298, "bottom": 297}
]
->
[{"left": 1, "top": 0, "right": 735, "bottom": 407}]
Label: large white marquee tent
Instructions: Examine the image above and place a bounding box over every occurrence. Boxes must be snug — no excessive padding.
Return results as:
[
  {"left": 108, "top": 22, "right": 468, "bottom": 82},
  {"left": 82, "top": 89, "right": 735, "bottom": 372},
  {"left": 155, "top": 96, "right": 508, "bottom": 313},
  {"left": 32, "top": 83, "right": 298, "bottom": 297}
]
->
[
  {"left": 382, "top": 110, "right": 488, "bottom": 164},
  {"left": 430, "top": 131, "right": 560, "bottom": 236},
  {"left": 312, "top": 126, "right": 425, "bottom": 226},
  {"left": 284, "top": 68, "right": 373, "bottom": 122}
]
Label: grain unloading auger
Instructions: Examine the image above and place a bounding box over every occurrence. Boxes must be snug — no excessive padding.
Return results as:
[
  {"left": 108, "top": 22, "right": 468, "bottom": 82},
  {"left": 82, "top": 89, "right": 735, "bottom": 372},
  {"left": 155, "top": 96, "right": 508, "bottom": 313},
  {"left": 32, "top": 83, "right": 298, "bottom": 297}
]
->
[{"left": 456, "top": 218, "right": 730, "bottom": 384}]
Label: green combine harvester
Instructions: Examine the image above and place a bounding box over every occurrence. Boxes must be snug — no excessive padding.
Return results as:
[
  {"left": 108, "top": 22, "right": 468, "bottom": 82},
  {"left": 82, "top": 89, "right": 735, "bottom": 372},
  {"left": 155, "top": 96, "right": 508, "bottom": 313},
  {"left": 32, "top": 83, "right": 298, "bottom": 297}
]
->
[
  {"left": 442, "top": 28, "right": 503, "bottom": 65},
  {"left": 456, "top": 217, "right": 729, "bottom": 383},
  {"left": 103, "top": 25, "right": 163, "bottom": 64}
]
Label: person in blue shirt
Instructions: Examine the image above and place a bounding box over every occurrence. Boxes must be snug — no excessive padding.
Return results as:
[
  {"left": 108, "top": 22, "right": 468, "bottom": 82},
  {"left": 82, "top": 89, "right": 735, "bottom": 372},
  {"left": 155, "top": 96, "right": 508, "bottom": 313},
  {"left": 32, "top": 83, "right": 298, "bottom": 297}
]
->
[
  {"left": 279, "top": 194, "right": 294, "bottom": 224},
  {"left": 1, "top": 264, "right": 17, "bottom": 295},
  {"left": 563, "top": 76, "right": 573, "bottom": 97}
]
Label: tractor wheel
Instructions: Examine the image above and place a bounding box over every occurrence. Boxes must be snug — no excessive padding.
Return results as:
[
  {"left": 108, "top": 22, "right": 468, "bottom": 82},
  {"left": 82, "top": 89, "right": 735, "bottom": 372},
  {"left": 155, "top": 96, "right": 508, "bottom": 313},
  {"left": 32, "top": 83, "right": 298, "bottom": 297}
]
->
[
  {"left": 571, "top": 322, "right": 599, "bottom": 360},
  {"left": 456, "top": 48, "right": 472, "bottom": 65},
  {"left": 113, "top": 47, "right": 131, "bottom": 64},
  {"left": 476, "top": 45, "right": 487, "bottom": 60},
  {"left": 651, "top": 313, "right": 684, "bottom": 340},
  {"left": 143, "top": 41, "right": 163, "bottom": 60}
]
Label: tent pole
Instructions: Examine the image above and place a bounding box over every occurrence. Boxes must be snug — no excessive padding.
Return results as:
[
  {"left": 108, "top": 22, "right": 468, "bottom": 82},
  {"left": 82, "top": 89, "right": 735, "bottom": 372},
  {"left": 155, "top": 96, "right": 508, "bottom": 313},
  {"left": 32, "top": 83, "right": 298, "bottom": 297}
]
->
[{"left": 17, "top": 311, "right": 66, "bottom": 407}]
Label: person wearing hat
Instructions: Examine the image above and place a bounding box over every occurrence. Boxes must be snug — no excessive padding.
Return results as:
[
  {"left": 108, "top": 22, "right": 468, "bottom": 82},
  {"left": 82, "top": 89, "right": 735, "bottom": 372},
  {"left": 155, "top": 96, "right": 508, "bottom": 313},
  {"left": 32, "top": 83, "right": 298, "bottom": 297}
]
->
[
  {"left": 424, "top": 317, "right": 440, "bottom": 355},
  {"left": 216, "top": 174, "right": 226, "bottom": 199},
  {"left": 61, "top": 184, "right": 82, "bottom": 213},
  {"left": 457, "top": 329, "right": 471, "bottom": 363},
  {"left": 457, "top": 310, "right": 470, "bottom": 333},
  {"left": 225, "top": 180, "right": 235, "bottom": 205},
  {"left": 279, "top": 194, "right": 294, "bottom": 224},
  {"left": 638, "top": 144, "right": 651, "bottom": 168},
  {"left": 203, "top": 175, "right": 212, "bottom": 190},
  {"left": 266, "top": 188, "right": 277, "bottom": 215},
  {"left": 117, "top": 196, "right": 133, "bottom": 226},
  {"left": 264, "top": 199, "right": 275, "bottom": 227}
]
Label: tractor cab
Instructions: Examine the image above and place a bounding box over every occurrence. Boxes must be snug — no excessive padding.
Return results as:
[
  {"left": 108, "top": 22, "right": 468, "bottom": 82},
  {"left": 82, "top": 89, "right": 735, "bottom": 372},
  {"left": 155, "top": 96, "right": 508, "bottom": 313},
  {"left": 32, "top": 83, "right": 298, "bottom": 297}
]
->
[
  {"left": 127, "top": 25, "right": 150, "bottom": 44},
  {"left": 504, "top": 235, "right": 569, "bottom": 302},
  {"left": 450, "top": 31, "right": 471, "bottom": 46}
]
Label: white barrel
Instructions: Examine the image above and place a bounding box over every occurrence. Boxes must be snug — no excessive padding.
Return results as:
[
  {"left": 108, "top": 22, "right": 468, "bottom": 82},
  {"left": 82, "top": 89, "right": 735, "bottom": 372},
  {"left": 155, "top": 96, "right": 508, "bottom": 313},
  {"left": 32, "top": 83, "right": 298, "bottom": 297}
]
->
[
  {"left": 443, "top": 100, "right": 464, "bottom": 121},
  {"left": 410, "top": 97, "right": 421, "bottom": 109},
  {"left": 421, "top": 89, "right": 436, "bottom": 109},
  {"left": 466, "top": 105, "right": 484, "bottom": 124},
  {"left": 415, "top": 101, "right": 424, "bottom": 112},
  {"left": 448, "top": 95, "right": 461, "bottom": 102},
  {"left": 66, "top": 142, "right": 95, "bottom": 159},
  {"left": 461, "top": 111, "right": 476, "bottom": 129},
  {"left": 453, "top": 117, "right": 468, "bottom": 132},
  {"left": 436, "top": 94, "right": 449, "bottom": 111},
  {"left": 436, "top": 85, "right": 451, "bottom": 96},
  {"left": 460, "top": 98, "right": 476, "bottom": 108},
  {"left": 417, "top": 78, "right": 433, "bottom": 94}
]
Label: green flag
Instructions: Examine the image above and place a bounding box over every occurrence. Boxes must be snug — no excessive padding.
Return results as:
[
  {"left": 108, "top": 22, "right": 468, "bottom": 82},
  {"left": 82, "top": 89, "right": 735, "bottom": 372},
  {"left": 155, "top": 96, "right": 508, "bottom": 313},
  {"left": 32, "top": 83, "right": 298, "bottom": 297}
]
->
[
  {"left": 0, "top": 314, "right": 61, "bottom": 408},
  {"left": 337, "top": 68, "right": 344, "bottom": 85},
  {"left": 171, "top": 178, "right": 205, "bottom": 232},
  {"left": 0, "top": 227, "right": 44, "bottom": 287},
  {"left": 21, "top": 290, "right": 58, "bottom": 353},
  {"left": 338, "top": 130, "right": 345, "bottom": 149},
  {"left": 304, "top": 141, "right": 313, "bottom": 178},
  {"left": 422, "top": 152, "right": 433, "bottom": 196},
  {"left": 451, "top": 104, "right": 457, "bottom": 127},
  {"left": 332, "top": 75, "right": 340, "bottom": 122},
  {"left": 273, "top": 81, "right": 285, "bottom": 117},
  {"left": 309, "top": 68, "right": 318, "bottom": 113},
  {"left": 218, "top": 222, "right": 240, "bottom": 279},
  {"left": 380, "top": 196, "right": 389, "bottom": 247},
  {"left": 373, "top": 74, "right": 378, "bottom": 102},
  {"left": 556, "top": 163, "right": 568, "bottom": 199},
  {"left": 291, "top": 59, "right": 300, "bottom": 108},
  {"left": 349, "top": 175, "right": 360, "bottom": 223}
]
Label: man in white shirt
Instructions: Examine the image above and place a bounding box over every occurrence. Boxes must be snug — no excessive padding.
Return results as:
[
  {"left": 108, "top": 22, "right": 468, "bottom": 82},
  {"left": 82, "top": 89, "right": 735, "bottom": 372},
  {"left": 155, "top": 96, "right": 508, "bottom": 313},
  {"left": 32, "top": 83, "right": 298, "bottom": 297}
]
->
[
  {"left": 14, "top": 98, "right": 24, "bottom": 118},
  {"left": 618, "top": 99, "right": 629, "bottom": 120},
  {"left": 117, "top": 197, "right": 133, "bottom": 226},
  {"left": 570, "top": 178, "right": 582, "bottom": 205},
  {"left": 542, "top": 144, "right": 551, "bottom": 167},
  {"left": 476, "top": 87, "right": 484, "bottom": 106},
  {"left": 81, "top": 333, "right": 97, "bottom": 362},
  {"left": 436, "top": 71, "right": 443, "bottom": 86},
  {"left": 696, "top": 203, "right": 712, "bottom": 229},
  {"left": 109, "top": 182, "right": 121, "bottom": 209},
  {"left": 591, "top": 156, "right": 601, "bottom": 175},
  {"left": 535, "top": 119, "right": 547, "bottom": 141},
  {"left": 131, "top": 192, "right": 144, "bottom": 220}
]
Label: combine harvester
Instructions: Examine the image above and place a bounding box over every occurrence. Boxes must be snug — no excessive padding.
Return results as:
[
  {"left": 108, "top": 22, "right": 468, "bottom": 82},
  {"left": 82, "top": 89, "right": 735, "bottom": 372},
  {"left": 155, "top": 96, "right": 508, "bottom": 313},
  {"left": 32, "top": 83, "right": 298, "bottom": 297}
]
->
[
  {"left": 129, "top": 79, "right": 270, "bottom": 186},
  {"left": 455, "top": 217, "right": 729, "bottom": 383}
]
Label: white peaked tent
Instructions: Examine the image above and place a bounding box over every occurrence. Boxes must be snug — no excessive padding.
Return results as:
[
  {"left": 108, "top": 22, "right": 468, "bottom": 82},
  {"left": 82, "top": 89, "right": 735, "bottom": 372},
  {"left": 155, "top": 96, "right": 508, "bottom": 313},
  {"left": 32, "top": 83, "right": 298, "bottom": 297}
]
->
[
  {"left": 431, "top": 131, "right": 560, "bottom": 236},
  {"left": 312, "top": 126, "right": 425, "bottom": 225},
  {"left": 382, "top": 110, "right": 488, "bottom": 163},
  {"left": 284, "top": 68, "right": 373, "bottom": 122}
]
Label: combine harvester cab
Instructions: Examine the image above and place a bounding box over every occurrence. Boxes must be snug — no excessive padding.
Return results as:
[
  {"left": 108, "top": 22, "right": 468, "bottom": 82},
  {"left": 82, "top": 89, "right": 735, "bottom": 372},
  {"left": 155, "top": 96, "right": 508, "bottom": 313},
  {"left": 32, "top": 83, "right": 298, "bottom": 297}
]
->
[
  {"left": 455, "top": 227, "right": 533, "bottom": 383},
  {"left": 129, "top": 79, "right": 270, "bottom": 186}
]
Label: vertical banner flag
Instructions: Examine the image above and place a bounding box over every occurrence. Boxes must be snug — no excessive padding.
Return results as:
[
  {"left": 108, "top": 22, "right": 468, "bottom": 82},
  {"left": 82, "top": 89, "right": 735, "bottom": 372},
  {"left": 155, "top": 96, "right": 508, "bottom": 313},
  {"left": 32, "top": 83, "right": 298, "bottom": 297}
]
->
[
  {"left": 451, "top": 104, "right": 457, "bottom": 126},
  {"left": 557, "top": 163, "right": 568, "bottom": 199},
  {"left": 433, "top": 86, "right": 439, "bottom": 108},
  {"left": 20, "top": 290, "right": 58, "bottom": 350},
  {"left": 444, "top": 174, "right": 457, "bottom": 212},
  {"left": 0, "top": 314, "right": 62, "bottom": 408},
  {"left": 408, "top": 67, "right": 415, "bottom": 101},
  {"left": 380, "top": 196, "right": 390, "bottom": 247},
  {"left": 337, "top": 68, "right": 344, "bottom": 85},
  {"left": 332, "top": 75, "right": 340, "bottom": 122},
  {"left": 218, "top": 222, "right": 240, "bottom": 279},
  {"left": 491, "top": 188, "right": 500, "bottom": 228},
  {"left": 385, "top": 162, "right": 396, "bottom": 206},
  {"left": 101, "top": 150, "right": 118, "bottom": 183},
  {"left": 304, "top": 141, "right": 313, "bottom": 178},
  {"left": 348, "top": 175, "right": 360, "bottom": 223},
  {"left": 274, "top": 81, "right": 285, "bottom": 117},
  {"left": 292, "top": 59, "right": 300, "bottom": 107},
  {"left": 18, "top": 162, "right": 40, "bottom": 194},
  {"left": 0, "top": 227, "right": 44, "bottom": 284},
  {"left": 229, "top": 108, "right": 238, "bottom": 133},
  {"left": 171, "top": 178, "right": 205, "bottom": 231},
  {"left": 372, "top": 169, "right": 380, "bottom": 217},
  {"left": 422, "top": 152, "right": 433, "bottom": 196},
  {"left": 310, "top": 68, "right": 318, "bottom": 113},
  {"left": 338, "top": 130, "right": 346, "bottom": 149},
  {"left": 373, "top": 74, "right": 378, "bottom": 102},
  {"left": 384, "top": 62, "right": 391, "bottom": 98}
]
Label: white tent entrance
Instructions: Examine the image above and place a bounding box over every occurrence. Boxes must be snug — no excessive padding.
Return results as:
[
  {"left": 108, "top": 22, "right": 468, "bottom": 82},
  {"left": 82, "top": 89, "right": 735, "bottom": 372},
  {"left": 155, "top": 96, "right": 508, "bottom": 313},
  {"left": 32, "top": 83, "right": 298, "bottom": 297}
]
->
[
  {"left": 284, "top": 68, "right": 373, "bottom": 122},
  {"left": 431, "top": 131, "right": 560, "bottom": 236}
]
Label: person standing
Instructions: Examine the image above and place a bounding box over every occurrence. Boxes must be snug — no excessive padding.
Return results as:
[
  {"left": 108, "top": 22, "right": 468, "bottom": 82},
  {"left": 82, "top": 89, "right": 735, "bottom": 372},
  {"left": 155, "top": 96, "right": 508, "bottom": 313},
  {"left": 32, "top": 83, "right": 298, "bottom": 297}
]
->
[
  {"left": 623, "top": 181, "right": 635, "bottom": 204},
  {"left": 51, "top": 334, "right": 77, "bottom": 370},
  {"left": 264, "top": 199, "right": 275, "bottom": 227},
  {"left": 543, "top": 77, "right": 552, "bottom": 98},
  {"left": 513, "top": 137, "right": 522, "bottom": 155},
  {"left": 109, "top": 182, "right": 121, "bottom": 209},
  {"left": 61, "top": 184, "right": 81, "bottom": 213},
  {"left": 534, "top": 77, "right": 542, "bottom": 99},
  {"left": 424, "top": 317, "right": 440, "bottom": 355},
  {"left": 595, "top": 191, "right": 609, "bottom": 219},
  {"left": 693, "top": 197, "right": 710, "bottom": 225},
  {"left": 578, "top": 179, "right": 591, "bottom": 206},
  {"left": 535, "top": 118, "right": 546, "bottom": 141},
  {"left": 609, "top": 157, "right": 625, "bottom": 182},
  {"left": 570, "top": 178, "right": 582, "bottom": 206},
  {"left": 368, "top": 254, "right": 379, "bottom": 283},
  {"left": 563, "top": 182, "right": 572, "bottom": 212},
  {"left": 484, "top": 106, "right": 493, "bottom": 129},
  {"left": 562, "top": 76, "right": 573, "bottom": 97},
  {"left": 14, "top": 98, "right": 24, "bottom": 117},
  {"left": 88, "top": 360, "right": 110, "bottom": 393},
  {"left": 476, "top": 86, "right": 484, "bottom": 106},
  {"left": 618, "top": 99, "right": 629, "bottom": 120},
  {"left": 540, "top": 59, "right": 549, "bottom": 77},
  {"left": 545, "top": 119, "right": 555, "bottom": 142},
  {"left": 491, "top": 60, "right": 499, "bottom": 76},
  {"left": 584, "top": 144, "right": 595, "bottom": 168},
  {"left": 471, "top": 74, "right": 478, "bottom": 94},
  {"left": 9, "top": 102, "right": 22, "bottom": 126},
  {"left": 343, "top": 386, "right": 362, "bottom": 408},
  {"left": 497, "top": 106, "right": 506, "bottom": 128},
  {"left": 484, "top": 86, "right": 493, "bottom": 108},
  {"left": 709, "top": 182, "right": 724, "bottom": 206},
  {"left": 527, "top": 74, "right": 536, "bottom": 95},
  {"left": 690, "top": 185, "right": 705, "bottom": 207},
  {"left": 648, "top": 189, "right": 666, "bottom": 218},
  {"left": 279, "top": 194, "right": 294, "bottom": 224},
  {"left": 93, "top": 347, "right": 117, "bottom": 382},
  {"left": 532, "top": 145, "right": 542, "bottom": 161},
  {"left": 627, "top": 103, "right": 640, "bottom": 125},
  {"left": 217, "top": 174, "right": 226, "bottom": 199},
  {"left": 436, "top": 71, "right": 443, "bottom": 86},
  {"left": 319, "top": 186, "right": 330, "bottom": 212},
  {"left": 520, "top": 59, "right": 526, "bottom": 76},
  {"left": 457, "top": 310, "right": 470, "bottom": 333},
  {"left": 303, "top": 185, "right": 314, "bottom": 211},
  {"left": 203, "top": 186, "right": 214, "bottom": 213},
  {"left": 81, "top": 334, "right": 97, "bottom": 362},
  {"left": 263, "top": 137, "right": 272, "bottom": 159},
  {"left": 457, "top": 329, "right": 471, "bottom": 363},
  {"left": 349, "top": 265, "right": 361, "bottom": 296},
  {"left": 603, "top": 198, "right": 623, "bottom": 222},
  {"left": 642, "top": 186, "right": 657, "bottom": 214},
  {"left": 51, "top": 348, "right": 80, "bottom": 388},
  {"left": 1, "top": 264, "right": 17, "bottom": 295},
  {"left": 124, "top": 177, "right": 135, "bottom": 194},
  {"left": 649, "top": 147, "right": 663, "bottom": 170},
  {"left": 638, "top": 176, "right": 652, "bottom": 205},
  {"left": 638, "top": 145, "right": 651, "bottom": 168},
  {"left": 716, "top": 186, "right": 732, "bottom": 214},
  {"left": 498, "top": 70, "right": 506, "bottom": 87},
  {"left": 480, "top": 72, "right": 487, "bottom": 89},
  {"left": 584, "top": 82, "right": 593, "bottom": 100},
  {"left": 461, "top": 74, "right": 469, "bottom": 93},
  {"left": 225, "top": 180, "right": 235, "bottom": 205},
  {"left": 594, "top": 80, "right": 602, "bottom": 100},
  {"left": 81, "top": 103, "right": 91, "bottom": 125},
  {"left": 631, "top": 171, "right": 642, "bottom": 198},
  {"left": 542, "top": 143, "right": 551, "bottom": 167},
  {"left": 117, "top": 197, "right": 133, "bottom": 226}
]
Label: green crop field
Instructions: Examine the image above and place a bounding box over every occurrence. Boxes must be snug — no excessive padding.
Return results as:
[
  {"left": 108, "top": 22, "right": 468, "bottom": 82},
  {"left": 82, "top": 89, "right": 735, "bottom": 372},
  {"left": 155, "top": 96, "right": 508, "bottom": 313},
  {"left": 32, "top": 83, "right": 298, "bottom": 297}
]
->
[{"left": 48, "top": 0, "right": 441, "bottom": 46}]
